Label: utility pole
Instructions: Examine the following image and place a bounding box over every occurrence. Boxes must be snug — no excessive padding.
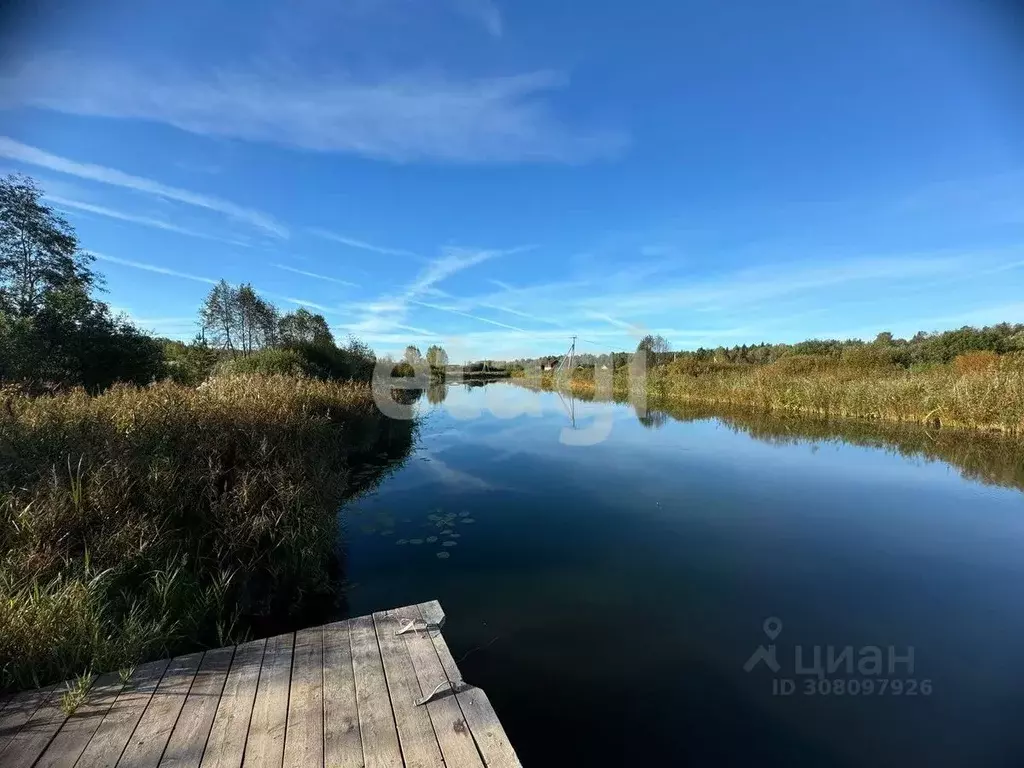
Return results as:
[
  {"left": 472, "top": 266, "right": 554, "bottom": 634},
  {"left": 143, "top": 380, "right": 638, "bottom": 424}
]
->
[{"left": 568, "top": 335, "right": 577, "bottom": 371}]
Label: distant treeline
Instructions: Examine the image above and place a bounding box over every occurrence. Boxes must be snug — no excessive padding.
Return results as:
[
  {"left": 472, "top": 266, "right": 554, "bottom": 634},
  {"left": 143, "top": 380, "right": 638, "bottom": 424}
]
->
[{"left": 507, "top": 325, "right": 1024, "bottom": 372}]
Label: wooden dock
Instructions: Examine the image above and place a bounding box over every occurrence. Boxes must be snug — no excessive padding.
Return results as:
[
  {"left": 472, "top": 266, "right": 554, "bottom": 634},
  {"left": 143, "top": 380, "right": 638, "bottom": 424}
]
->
[{"left": 0, "top": 601, "right": 520, "bottom": 768}]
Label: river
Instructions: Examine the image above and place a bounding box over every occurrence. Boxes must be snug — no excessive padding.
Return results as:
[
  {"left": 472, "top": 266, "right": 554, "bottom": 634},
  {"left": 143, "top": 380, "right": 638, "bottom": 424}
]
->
[{"left": 340, "top": 380, "right": 1024, "bottom": 767}]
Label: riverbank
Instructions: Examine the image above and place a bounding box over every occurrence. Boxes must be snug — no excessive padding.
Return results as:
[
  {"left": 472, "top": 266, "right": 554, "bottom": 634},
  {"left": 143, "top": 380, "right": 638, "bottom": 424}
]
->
[
  {"left": 0, "top": 374, "right": 415, "bottom": 693},
  {"left": 515, "top": 352, "right": 1024, "bottom": 433}
]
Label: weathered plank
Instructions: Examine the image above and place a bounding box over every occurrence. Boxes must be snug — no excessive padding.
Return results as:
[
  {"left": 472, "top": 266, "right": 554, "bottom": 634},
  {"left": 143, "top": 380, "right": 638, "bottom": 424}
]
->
[
  {"left": 1, "top": 602, "right": 518, "bottom": 768},
  {"left": 350, "top": 615, "right": 403, "bottom": 768},
  {"left": 0, "top": 681, "right": 75, "bottom": 768},
  {"left": 374, "top": 609, "right": 444, "bottom": 768},
  {"left": 322, "top": 620, "right": 362, "bottom": 768},
  {"left": 159, "top": 647, "right": 235, "bottom": 768},
  {"left": 199, "top": 639, "right": 266, "bottom": 768},
  {"left": 75, "top": 660, "right": 171, "bottom": 768},
  {"left": 34, "top": 672, "right": 125, "bottom": 768},
  {"left": 446, "top": 688, "right": 519, "bottom": 768},
  {"left": 419, "top": 601, "right": 446, "bottom": 631},
  {"left": 241, "top": 632, "right": 293, "bottom": 768},
  {"left": 0, "top": 684, "right": 58, "bottom": 754},
  {"left": 416, "top": 603, "right": 521, "bottom": 768},
  {"left": 282, "top": 627, "right": 323, "bottom": 768},
  {"left": 118, "top": 652, "right": 203, "bottom": 768},
  {"left": 395, "top": 605, "right": 483, "bottom": 768}
]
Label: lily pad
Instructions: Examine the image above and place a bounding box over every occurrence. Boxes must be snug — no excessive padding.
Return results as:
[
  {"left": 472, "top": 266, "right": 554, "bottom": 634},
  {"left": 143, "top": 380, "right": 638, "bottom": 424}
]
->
[
  {"left": 426, "top": 536, "right": 438, "bottom": 543},
  {"left": 409, "top": 538, "right": 424, "bottom": 545},
  {"left": 460, "top": 518, "right": 476, "bottom": 524},
  {"left": 436, "top": 551, "right": 450, "bottom": 559},
  {"left": 459, "top": 511, "right": 471, "bottom": 518},
  {"left": 442, "top": 540, "right": 457, "bottom": 547},
  {"left": 441, "top": 529, "right": 455, "bottom": 536},
  {"left": 396, "top": 539, "right": 408, "bottom": 545}
]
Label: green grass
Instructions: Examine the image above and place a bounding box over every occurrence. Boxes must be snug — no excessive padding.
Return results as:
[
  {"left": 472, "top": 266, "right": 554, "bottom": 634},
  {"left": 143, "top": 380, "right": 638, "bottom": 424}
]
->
[
  {"left": 59, "top": 671, "right": 93, "bottom": 715},
  {"left": 0, "top": 374, "right": 414, "bottom": 693}
]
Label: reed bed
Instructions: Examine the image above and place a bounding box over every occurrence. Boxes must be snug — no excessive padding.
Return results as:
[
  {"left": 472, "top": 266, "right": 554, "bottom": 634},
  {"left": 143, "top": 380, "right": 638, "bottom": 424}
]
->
[
  {"left": 527, "top": 352, "right": 1024, "bottom": 433},
  {"left": 0, "top": 374, "right": 413, "bottom": 692}
]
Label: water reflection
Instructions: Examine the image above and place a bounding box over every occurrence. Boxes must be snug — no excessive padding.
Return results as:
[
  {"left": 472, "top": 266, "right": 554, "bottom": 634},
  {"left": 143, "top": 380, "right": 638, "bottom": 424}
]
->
[
  {"left": 427, "top": 380, "right": 449, "bottom": 404},
  {"left": 513, "top": 379, "right": 1024, "bottom": 493},
  {"left": 342, "top": 381, "right": 1024, "bottom": 766},
  {"left": 634, "top": 402, "right": 669, "bottom": 430},
  {"left": 648, "top": 398, "right": 1024, "bottom": 492}
]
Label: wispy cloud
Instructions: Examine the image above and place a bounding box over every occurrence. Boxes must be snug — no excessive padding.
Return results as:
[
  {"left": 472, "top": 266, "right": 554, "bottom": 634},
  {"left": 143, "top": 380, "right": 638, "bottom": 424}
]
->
[
  {"left": 380, "top": 249, "right": 996, "bottom": 357},
  {"left": 308, "top": 228, "right": 417, "bottom": 258},
  {"left": 406, "top": 246, "right": 510, "bottom": 297},
  {"left": 586, "top": 311, "right": 642, "bottom": 332},
  {"left": 281, "top": 297, "right": 344, "bottom": 314},
  {"left": 0, "top": 137, "right": 286, "bottom": 237},
  {"left": 46, "top": 194, "right": 252, "bottom": 247},
  {"left": 90, "top": 252, "right": 218, "bottom": 285},
  {"left": 1, "top": 59, "right": 626, "bottom": 164},
  {"left": 346, "top": 244, "right": 530, "bottom": 337},
  {"left": 254, "top": 291, "right": 350, "bottom": 316},
  {"left": 408, "top": 299, "right": 527, "bottom": 332},
  {"left": 272, "top": 263, "right": 359, "bottom": 287},
  {"left": 395, "top": 323, "right": 441, "bottom": 336},
  {"left": 572, "top": 255, "right": 968, "bottom": 316}
]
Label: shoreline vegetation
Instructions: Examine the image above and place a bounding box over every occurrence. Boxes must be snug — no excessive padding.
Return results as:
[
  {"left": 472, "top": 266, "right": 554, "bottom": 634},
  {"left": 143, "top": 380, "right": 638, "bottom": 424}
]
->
[
  {"left": 510, "top": 336, "right": 1024, "bottom": 435},
  {"left": 0, "top": 375, "right": 416, "bottom": 693},
  {"left": 0, "top": 174, "right": 421, "bottom": 693}
]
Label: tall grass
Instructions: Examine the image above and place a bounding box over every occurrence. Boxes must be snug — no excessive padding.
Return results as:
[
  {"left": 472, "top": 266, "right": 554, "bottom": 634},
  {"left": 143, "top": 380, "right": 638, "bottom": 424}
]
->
[
  {"left": 529, "top": 352, "right": 1024, "bottom": 433},
  {"left": 0, "top": 374, "right": 414, "bottom": 692}
]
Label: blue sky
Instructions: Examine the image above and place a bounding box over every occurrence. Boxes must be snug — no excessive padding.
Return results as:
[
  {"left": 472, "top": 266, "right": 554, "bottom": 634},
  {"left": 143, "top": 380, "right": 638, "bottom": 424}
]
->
[{"left": 1, "top": 0, "right": 1023, "bottom": 359}]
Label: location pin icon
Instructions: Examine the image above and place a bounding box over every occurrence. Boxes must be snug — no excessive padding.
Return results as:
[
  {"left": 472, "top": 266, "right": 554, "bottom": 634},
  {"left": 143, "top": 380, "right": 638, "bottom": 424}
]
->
[{"left": 763, "top": 617, "right": 783, "bottom": 640}]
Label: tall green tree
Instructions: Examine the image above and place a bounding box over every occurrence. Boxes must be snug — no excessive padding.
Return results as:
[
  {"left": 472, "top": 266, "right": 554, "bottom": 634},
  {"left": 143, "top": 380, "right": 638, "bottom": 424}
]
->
[
  {"left": 278, "top": 308, "right": 333, "bottom": 347},
  {"left": 425, "top": 344, "right": 448, "bottom": 369},
  {"left": 0, "top": 174, "right": 94, "bottom": 317},
  {"left": 236, "top": 284, "right": 278, "bottom": 355},
  {"left": 200, "top": 279, "right": 238, "bottom": 354},
  {"left": 0, "top": 281, "right": 162, "bottom": 390},
  {"left": 0, "top": 174, "right": 160, "bottom": 390},
  {"left": 200, "top": 281, "right": 282, "bottom": 356},
  {"left": 637, "top": 334, "right": 671, "bottom": 367}
]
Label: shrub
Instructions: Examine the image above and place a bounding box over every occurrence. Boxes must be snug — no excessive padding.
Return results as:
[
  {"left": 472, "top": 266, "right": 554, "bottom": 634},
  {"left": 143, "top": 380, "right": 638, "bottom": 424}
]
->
[
  {"left": 216, "top": 348, "right": 311, "bottom": 378},
  {"left": 214, "top": 344, "right": 378, "bottom": 383}
]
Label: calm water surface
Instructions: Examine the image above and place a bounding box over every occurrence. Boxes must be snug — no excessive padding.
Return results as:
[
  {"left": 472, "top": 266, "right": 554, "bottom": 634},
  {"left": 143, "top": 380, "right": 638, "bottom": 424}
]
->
[{"left": 340, "top": 382, "right": 1024, "bottom": 767}]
